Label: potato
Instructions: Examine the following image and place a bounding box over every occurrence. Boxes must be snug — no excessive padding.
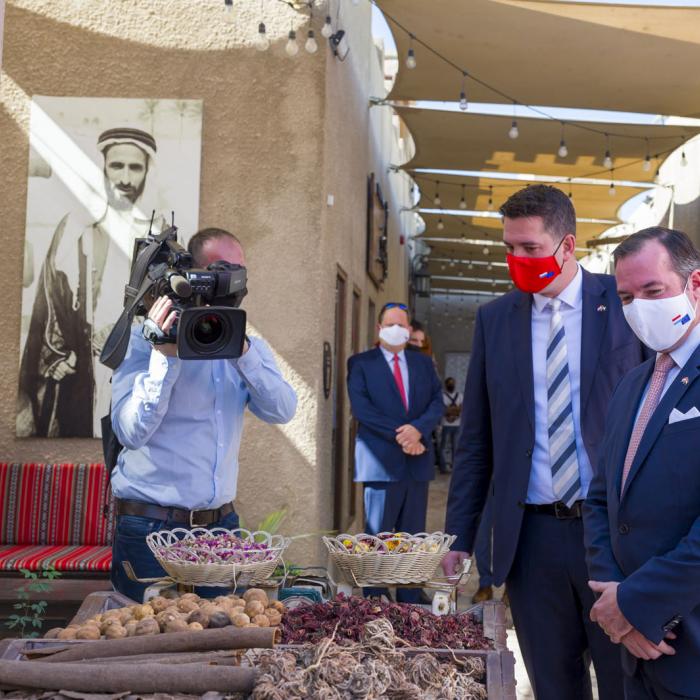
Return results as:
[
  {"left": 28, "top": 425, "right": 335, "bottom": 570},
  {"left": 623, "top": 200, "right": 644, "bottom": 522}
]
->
[
  {"left": 149, "top": 596, "right": 171, "bottom": 614},
  {"left": 208, "top": 611, "right": 232, "bottom": 629},
  {"left": 104, "top": 624, "right": 128, "bottom": 640},
  {"left": 156, "top": 609, "right": 182, "bottom": 631},
  {"left": 176, "top": 598, "right": 199, "bottom": 614},
  {"left": 43, "top": 627, "right": 63, "bottom": 639},
  {"left": 244, "top": 600, "right": 265, "bottom": 618},
  {"left": 165, "top": 618, "right": 190, "bottom": 634},
  {"left": 229, "top": 598, "right": 246, "bottom": 608},
  {"left": 57, "top": 627, "right": 78, "bottom": 640},
  {"left": 252, "top": 614, "right": 270, "bottom": 627},
  {"left": 230, "top": 612, "right": 250, "bottom": 628},
  {"left": 103, "top": 608, "right": 123, "bottom": 620},
  {"left": 264, "top": 608, "right": 282, "bottom": 626},
  {"left": 132, "top": 604, "right": 155, "bottom": 620},
  {"left": 100, "top": 617, "right": 124, "bottom": 634},
  {"left": 76, "top": 626, "right": 101, "bottom": 640},
  {"left": 271, "top": 600, "right": 286, "bottom": 614},
  {"left": 187, "top": 609, "right": 209, "bottom": 628},
  {"left": 242, "top": 588, "right": 269, "bottom": 607},
  {"left": 125, "top": 620, "right": 139, "bottom": 637},
  {"left": 179, "top": 593, "right": 200, "bottom": 603},
  {"left": 199, "top": 602, "right": 222, "bottom": 615},
  {"left": 92, "top": 613, "right": 104, "bottom": 623},
  {"left": 135, "top": 618, "right": 160, "bottom": 636},
  {"left": 188, "top": 622, "right": 204, "bottom": 631}
]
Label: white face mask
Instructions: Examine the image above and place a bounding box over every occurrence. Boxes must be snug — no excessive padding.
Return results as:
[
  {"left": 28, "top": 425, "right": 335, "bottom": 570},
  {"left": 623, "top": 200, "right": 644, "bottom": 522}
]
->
[
  {"left": 622, "top": 285, "right": 697, "bottom": 352},
  {"left": 379, "top": 324, "right": 410, "bottom": 347}
]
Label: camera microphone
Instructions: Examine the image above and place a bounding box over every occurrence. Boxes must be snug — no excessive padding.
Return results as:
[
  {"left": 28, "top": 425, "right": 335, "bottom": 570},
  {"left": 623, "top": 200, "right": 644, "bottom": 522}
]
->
[{"left": 169, "top": 274, "right": 192, "bottom": 298}]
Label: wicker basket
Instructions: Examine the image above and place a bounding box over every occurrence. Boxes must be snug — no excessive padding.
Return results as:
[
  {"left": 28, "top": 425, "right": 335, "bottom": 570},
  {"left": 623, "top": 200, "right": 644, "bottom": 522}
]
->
[
  {"left": 323, "top": 531, "right": 455, "bottom": 585},
  {"left": 146, "top": 527, "right": 289, "bottom": 587}
]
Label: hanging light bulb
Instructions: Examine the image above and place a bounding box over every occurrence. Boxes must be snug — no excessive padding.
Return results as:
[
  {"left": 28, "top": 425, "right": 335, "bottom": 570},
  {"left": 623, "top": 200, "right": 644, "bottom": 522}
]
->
[
  {"left": 285, "top": 29, "right": 299, "bottom": 56},
  {"left": 305, "top": 29, "right": 318, "bottom": 53},
  {"left": 468, "top": 262, "right": 474, "bottom": 270},
  {"left": 406, "top": 36, "right": 417, "bottom": 69},
  {"left": 491, "top": 280, "right": 497, "bottom": 288},
  {"left": 603, "top": 136, "right": 613, "bottom": 169},
  {"left": 509, "top": 120, "right": 519, "bottom": 139},
  {"left": 482, "top": 247, "right": 490, "bottom": 256},
  {"left": 224, "top": 0, "right": 235, "bottom": 23},
  {"left": 682, "top": 150, "right": 688, "bottom": 167},
  {"left": 487, "top": 185, "right": 493, "bottom": 211},
  {"left": 458, "top": 270, "right": 464, "bottom": 277},
  {"left": 449, "top": 259, "right": 456, "bottom": 268},
  {"left": 433, "top": 182, "right": 441, "bottom": 207},
  {"left": 256, "top": 22, "right": 270, "bottom": 51},
  {"left": 609, "top": 180, "right": 616, "bottom": 197},
  {"left": 567, "top": 190, "right": 573, "bottom": 199},
  {"left": 643, "top": 154, "right": 651, "bottom": 172},
  {"left": 440, "top": 264, "right": 446, "bottom": 271},
  {"left": 458, "top": 72, "right": 468, "bottom": 111},
  {"left": 557, "top": 122, "right": 568, "bottom": 158},
  {"left": 654, "top": 166, "right": 661, "bottom": 185},
  {"left": 437, "top": 218, "right": 445, "bottom": 231},
  {"left": 487, "top": 263, "right": 493, "bottom": 271},
  {"left": 459, "top": 185, "right": 467, "bottom": 209},
  {"left": 321, "top": 15, "right": 333, "bottom": 39}
]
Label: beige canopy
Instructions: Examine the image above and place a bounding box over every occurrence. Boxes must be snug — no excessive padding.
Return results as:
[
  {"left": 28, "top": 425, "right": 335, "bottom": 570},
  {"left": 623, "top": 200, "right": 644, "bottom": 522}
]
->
[
  {"left": 377, "top": 0, "right": 700, "bottom": 117},
  {"left": 398, "top": 107, "right": 697, "bottom": 181}
]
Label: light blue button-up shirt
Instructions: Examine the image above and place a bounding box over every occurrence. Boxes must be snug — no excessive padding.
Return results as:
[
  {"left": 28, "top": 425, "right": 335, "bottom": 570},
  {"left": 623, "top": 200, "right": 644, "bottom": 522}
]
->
[
  {"left": 527, "top": 265, "right": 593, "bottom": 504},
  {"left": 110, "top": 324, "right": 297, "bottom": 510}
]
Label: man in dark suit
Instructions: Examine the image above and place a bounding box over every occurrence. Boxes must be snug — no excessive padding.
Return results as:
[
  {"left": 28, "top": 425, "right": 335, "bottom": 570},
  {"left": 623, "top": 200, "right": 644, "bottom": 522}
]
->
[
  {"left": 347, "top": 301, "right": 443, "bottom": 602},
  {"left": 584, "top": 227, "right": 700, "bottom": 700},
  {"left": 443, "top": 185, "right": 648, "bottom": 699}
]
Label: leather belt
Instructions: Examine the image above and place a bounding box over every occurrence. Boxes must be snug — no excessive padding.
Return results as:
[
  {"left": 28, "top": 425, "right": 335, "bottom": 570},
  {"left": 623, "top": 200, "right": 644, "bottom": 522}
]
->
[
  {"left": 116, "top": 498, "right": 235, "bottom": 527},
  {"left": 523, "top": 500, "right": 584, "bottom": 519}
]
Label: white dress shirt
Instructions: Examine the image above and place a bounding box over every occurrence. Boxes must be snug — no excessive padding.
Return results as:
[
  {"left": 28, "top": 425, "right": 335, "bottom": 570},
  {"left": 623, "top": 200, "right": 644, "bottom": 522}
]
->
[
  {"left": 527, "top": 265, "right": 593, "bottom": 504},
  {"left": 380, "top": 346, "right": 410, "bottom": 407}
]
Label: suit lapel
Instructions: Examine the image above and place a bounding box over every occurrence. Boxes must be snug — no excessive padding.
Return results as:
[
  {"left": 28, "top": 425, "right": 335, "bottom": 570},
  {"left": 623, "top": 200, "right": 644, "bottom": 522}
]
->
[
  {"left": 621, "top": 345, "right": 700, "bottom": 502},
  {"left": 405, "top": 349, "right": 420, "bottom": 413},
  {"left": 580, "top": 271, "right": 609, "bottom": 416},
  {"left": 508, "top": 292, "right": 535, "bottom": 433}
]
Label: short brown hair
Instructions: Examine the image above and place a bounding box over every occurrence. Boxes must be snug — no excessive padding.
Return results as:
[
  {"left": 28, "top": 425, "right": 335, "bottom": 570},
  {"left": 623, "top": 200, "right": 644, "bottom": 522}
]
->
[
  {"left": 499, "top": 185, "right": 576, "bottom": 241},
  {"left": 187, "top": 228, "right": 242, "bottom": 262},
  {"left": 614, "top": 227, "right": 700, "bottom": 281}
]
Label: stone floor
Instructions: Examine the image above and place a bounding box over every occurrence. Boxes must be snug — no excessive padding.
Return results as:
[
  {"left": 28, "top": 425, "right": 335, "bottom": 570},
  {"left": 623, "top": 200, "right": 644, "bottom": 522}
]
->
[{"left": 427, "top": 471, "right": 598, "bottom": 699}]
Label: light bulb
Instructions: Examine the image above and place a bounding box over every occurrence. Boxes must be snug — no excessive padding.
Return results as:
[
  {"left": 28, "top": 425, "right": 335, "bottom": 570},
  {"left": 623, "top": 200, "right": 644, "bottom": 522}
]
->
[
  {"left": 642, "top": 155, "right": 651, "bottom": 172},
  {"left": 654, "top": 168, "right": 661, "bottom": 185},
  {"left": 492, "top": 281, "right": 497, "bottom": 288},
  {"left": 256, "top": 23, "right": 270, "bottom": 51},
  {"left": 459, "top": 197, "right": 467, "bottom": 210},
  {"left": 305, "top": 29, "right": 318, "bottom": 54},
  {"left": 459, "top": 91, "right": 468, "bottom": 111},
  {"left": 321, "top": 16, "right": 333, "bottom": 39},
  {"left": 449, "top": 260, "right": 455, "bottom": 267},
  {"left": 483, "top": 247, "right": 490, "bottom": 256},
  {"left": 285, "top": 30, "right": 299, "bottom": 56},
  {"left": 557, "top": 140, "right": 568, "bottom": 158},
  {"left": 604, "top": 150, "right": 613, "bottom": 169},
  {"left": 458, "top": 270, "right": 464, "bottom": 277},
  {"left": 224, "top": 0, "right": 235, "bottom": 23},
  {"left": 487, "top": 263, "right": 492, "bottom": 271},
  {"left": 433, "top": 194, "right": 441, "bottom": 206},
  {"left": 609, "top": 183, "right": 616, "bottom": 197},
  {"left": 406, "top": 47, "right": 417, "bottom": 70},
  {"left": 568, "top": 191, "right": 573, "bottom": 199},
  {"left": 437, "top": 218, "right": 445, "bottom": 231},
  {"left": 509, "top": 120, "right": 519, "bottom": 139},
  {"left": 468, "top": 262, "right": 474, "bottom": 270},
  {"left": 682, "top": 151, "right": 688, "bottom": 167},
  {"left": 440, "top": 264, "right": 446, "bottom": 271}
]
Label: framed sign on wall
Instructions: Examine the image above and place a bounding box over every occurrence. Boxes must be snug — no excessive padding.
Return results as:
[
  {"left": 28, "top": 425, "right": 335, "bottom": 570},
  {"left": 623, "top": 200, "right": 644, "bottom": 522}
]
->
[{"left": 366, "top": 173, "right": 388, "bottom": 288}]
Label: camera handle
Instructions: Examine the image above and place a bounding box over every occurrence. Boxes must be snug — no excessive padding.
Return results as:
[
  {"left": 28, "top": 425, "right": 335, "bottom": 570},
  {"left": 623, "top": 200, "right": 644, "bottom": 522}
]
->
[{"left": 99, "top": 237, "right": 166, "bottom": 370}]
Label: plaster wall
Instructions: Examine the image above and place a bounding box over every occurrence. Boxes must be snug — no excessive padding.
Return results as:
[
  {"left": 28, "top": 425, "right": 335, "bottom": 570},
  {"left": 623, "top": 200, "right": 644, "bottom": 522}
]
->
[{"left": 0, "top": 0, "right": 411, "bottom": 563}]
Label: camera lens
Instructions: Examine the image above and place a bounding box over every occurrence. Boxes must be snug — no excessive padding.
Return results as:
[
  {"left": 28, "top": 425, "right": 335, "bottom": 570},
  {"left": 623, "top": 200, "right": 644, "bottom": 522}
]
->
[{"left": 192, "top": 313, "right": 224, "bottom": 346}]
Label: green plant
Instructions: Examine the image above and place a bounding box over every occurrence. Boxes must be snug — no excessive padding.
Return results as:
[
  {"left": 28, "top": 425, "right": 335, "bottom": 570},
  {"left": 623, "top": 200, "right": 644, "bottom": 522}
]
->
[{"left": 5, "top": 567, "right": 61, "bottom": 638}]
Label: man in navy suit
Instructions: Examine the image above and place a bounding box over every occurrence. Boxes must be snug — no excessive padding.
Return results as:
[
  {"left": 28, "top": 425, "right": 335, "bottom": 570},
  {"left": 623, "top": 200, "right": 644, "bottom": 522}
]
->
[
  {"left": 347, "top": 301, "right": 443, "bottom": 602},
  {"left": 443, "top": 185, "right": 648, "bottom": 700},
  {"left": 584, "top": 227, "right": 700, "bottom": 700}
]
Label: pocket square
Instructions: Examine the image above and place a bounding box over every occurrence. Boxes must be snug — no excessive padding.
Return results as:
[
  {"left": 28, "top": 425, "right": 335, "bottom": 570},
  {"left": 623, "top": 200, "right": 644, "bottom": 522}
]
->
[{"left": 669, "top": 407, "right": 700, "bottom": 424}]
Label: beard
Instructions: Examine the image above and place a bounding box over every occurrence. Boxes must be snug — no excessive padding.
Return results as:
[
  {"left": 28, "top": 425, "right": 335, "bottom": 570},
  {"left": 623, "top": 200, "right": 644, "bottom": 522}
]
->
[{"left": 104, "top": 174, "right": 147, "bottom": 211}]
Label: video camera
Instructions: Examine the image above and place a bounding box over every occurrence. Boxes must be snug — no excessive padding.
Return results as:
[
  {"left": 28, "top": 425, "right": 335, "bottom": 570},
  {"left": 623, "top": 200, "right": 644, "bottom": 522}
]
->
[{"left": 99, "top": 219, "right": 248, "bottom": 369}]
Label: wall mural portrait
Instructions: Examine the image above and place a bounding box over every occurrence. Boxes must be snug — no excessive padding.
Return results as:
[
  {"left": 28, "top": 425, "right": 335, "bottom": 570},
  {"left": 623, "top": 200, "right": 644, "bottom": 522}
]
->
[{"left": 17, "top": 96, "right": 203, "bottom": 439}]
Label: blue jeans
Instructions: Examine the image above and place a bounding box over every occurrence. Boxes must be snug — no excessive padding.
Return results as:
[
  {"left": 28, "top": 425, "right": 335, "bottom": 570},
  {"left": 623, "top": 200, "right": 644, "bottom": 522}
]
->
[
  {"left": 439, "top": 425, "right": 459, "bottom": 473},
  {"left": 111, "top": 508, "right": 240, "bottom": 602}
]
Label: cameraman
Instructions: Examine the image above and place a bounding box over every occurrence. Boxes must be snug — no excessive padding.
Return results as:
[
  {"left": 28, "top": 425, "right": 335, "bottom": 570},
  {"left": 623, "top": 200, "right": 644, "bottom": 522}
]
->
[{"left": 109, "top": 228, "right": 297, "bottom": 601}]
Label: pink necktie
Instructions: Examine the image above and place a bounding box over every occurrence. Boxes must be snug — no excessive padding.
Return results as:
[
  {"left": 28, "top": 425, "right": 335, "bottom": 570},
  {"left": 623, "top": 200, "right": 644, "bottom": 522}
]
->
[
  {"left": 392, "top": 354, "right": 408, "bottom": 411},
  {"left": 620, "top": 353, "right": 675, "bottom": 493}
]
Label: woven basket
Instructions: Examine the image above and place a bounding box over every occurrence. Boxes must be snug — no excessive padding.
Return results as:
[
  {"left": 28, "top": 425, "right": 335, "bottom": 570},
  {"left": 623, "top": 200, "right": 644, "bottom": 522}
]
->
[
  {"left": 146, "top": 527, "right": 289, "bottom": 587},
  {"left": 323, "top": 531, "right": 456, "bottom": 585}
]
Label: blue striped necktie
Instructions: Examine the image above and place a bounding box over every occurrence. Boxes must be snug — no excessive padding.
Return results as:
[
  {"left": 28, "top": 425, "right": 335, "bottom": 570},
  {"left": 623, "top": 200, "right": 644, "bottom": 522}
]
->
[{"left": 547, "top": 299, "right": 582, "bottom": 507}]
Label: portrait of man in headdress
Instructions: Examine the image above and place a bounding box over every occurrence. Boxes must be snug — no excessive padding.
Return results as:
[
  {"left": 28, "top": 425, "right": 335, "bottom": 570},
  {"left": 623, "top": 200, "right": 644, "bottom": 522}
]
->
[{"left": 17, "top": 97, "right": 202, "bottom": 438}]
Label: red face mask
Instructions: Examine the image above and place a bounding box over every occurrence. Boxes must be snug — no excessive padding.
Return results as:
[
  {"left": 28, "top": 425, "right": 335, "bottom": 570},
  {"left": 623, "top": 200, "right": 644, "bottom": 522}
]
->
[{"left": 506, "top": 238, "right": 565, "bottom": 294}]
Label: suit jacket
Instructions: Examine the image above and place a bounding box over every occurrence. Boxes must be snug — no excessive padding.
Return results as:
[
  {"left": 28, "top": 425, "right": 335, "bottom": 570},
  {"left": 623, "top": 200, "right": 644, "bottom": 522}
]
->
[
  {"left": 445, "top": 269, "right": 649, "bottom": 585},
  {"left": 584, "top": 343, "right": 700, "bottom": 696},
  {"left": 347, "top": 347, "right": 443, "bottom": 482}
]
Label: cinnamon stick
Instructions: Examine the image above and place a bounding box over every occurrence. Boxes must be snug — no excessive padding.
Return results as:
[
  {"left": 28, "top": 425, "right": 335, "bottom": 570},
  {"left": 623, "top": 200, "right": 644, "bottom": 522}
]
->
[
  {"left": 0, "top": 659, "right": 256, "bottom": 693},
  {"left": 34, "top": 626, "right": 277, "bottom": 664}
]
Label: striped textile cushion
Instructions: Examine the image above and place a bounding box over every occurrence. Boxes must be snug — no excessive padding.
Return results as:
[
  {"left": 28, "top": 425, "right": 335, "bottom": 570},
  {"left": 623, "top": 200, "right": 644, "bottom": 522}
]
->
[
  {"left": 0, "top": 463, "right": 115, "bottom": 546},
  {"left": 0, "top": 544, "right": 112, "bottom": 572}
]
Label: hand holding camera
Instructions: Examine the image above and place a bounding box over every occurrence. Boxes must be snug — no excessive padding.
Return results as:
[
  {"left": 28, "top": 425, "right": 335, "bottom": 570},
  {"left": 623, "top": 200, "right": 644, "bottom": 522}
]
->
[{"left": 146, "top": 296, "right": 179, "bottom": 358}]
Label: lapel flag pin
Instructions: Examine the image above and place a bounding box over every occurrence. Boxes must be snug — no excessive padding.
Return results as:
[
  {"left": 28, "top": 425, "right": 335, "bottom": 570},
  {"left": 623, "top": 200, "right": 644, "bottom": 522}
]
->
[
  {"left": 682, "top": 377, "right": 689, "bottom": 385},
  {"left": 597, "top": 305, "right": 606, "bottom": 312}
]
